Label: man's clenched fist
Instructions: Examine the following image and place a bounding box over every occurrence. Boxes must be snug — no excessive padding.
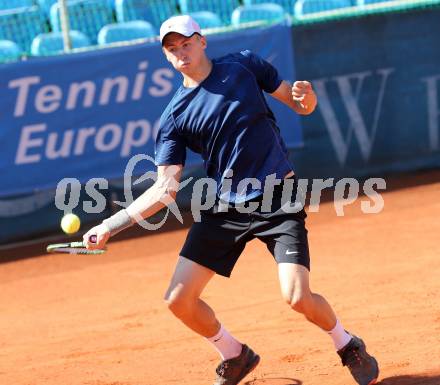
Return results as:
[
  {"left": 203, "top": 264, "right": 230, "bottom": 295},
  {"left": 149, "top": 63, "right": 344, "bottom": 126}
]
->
[{"left": 292, "top": 81, "right": 317, "bottom": 114}]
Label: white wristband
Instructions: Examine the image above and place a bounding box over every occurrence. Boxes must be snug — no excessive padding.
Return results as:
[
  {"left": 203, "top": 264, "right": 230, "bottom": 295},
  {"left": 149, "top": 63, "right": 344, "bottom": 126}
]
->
[{"left": 103, "top": 209, "right": 133, "bottom": 236}]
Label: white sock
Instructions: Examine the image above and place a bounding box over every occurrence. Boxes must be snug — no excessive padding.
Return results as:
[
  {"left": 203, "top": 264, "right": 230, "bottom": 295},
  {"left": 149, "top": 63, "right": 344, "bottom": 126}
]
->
[
  {"left": 206, "top": 325, "right": 243, "bottom": 361},
  {"left": 327, "top": 319, "right": 352, "bottom": 351}
]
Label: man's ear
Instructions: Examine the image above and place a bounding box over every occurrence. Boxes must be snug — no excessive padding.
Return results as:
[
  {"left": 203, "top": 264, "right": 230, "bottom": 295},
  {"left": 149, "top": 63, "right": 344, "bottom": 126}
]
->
[{"left": 199, "top": 35, "right": 207, "bottom": 49}]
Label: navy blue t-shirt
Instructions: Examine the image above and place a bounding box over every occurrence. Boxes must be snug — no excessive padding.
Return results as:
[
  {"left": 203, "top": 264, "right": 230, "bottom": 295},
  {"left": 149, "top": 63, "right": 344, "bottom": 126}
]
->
[{"left": 155, "top": 50, "right": 293, "bottom": 203}]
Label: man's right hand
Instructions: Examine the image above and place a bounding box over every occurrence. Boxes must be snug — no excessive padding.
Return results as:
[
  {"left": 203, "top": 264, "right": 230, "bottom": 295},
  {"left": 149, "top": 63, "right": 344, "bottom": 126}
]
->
[{"left": 83, "top": 223, "right": 111, "bottom": 250}]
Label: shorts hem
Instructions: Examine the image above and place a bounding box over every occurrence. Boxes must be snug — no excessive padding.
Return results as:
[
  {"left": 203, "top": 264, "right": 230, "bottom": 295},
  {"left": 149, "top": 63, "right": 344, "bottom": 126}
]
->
[
  {"left": 275, "top": 257, "right": 310, "bottom": 271},
  {"left": 179, "top": 252, "right": 233, "bottom": 278}
]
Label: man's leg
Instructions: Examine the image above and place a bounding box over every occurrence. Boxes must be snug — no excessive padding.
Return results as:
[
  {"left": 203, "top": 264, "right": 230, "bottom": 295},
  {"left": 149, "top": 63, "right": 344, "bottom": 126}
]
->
[
  {"left": 164, "top": 256, "right": 260, "bottom": 385},
  {"left": 278, "top": 263, "right": 338, "bottom": 331},
  {"left": 164, "top": 255, "right": 219, "bottom": 337},
  {"left": 278, "top": 263, "right": 379, "bottom": 385}
]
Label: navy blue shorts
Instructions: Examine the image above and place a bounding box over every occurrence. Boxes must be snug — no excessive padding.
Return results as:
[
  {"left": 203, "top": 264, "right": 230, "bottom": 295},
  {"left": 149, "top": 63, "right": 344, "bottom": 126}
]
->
[{"left": 180, "top": 176, "right": 310, "bottom": 277}]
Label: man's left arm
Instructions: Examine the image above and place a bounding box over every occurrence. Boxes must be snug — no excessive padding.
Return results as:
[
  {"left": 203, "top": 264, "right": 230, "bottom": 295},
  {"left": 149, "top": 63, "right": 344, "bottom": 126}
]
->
[{"left": 270, "top": 80, "right": 317, "bottom": 115}]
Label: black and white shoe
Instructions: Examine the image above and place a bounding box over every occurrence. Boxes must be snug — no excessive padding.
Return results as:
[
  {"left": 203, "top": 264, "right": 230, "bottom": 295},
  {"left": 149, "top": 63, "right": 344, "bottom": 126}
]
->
[
  {"left": 213, "top": 344, "right": 260, "bottom": 385},
  {"left": 338, "top": 335, "right": 379, "bottom": 385}
]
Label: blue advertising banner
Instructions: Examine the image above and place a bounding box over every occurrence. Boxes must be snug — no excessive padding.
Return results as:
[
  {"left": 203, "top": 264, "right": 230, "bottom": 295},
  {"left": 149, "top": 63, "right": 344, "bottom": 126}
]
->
[
  {"left": 291, "top": 8, "right": 440, "bottom": 178},
  {"left": 0, "top": 23, "right": 298, "bottom": 198}
]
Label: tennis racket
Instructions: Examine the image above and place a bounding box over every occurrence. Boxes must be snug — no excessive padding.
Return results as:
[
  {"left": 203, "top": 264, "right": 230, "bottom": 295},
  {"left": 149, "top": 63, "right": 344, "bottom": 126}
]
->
[{"left": 46, "top": 235, "right": 106, "bottom": 255}]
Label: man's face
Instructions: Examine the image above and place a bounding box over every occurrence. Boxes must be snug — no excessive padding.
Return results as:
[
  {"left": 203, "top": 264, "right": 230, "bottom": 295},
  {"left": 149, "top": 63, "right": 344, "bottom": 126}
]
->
[{"left": 162, "top": 33, "right": 207, "bottom": 73}]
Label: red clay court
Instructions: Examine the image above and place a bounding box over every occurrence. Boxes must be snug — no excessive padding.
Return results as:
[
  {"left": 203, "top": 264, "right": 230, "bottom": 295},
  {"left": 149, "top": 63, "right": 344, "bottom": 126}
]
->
[{"left": 1, "top": 172, "right": 439, "bottom": 385}]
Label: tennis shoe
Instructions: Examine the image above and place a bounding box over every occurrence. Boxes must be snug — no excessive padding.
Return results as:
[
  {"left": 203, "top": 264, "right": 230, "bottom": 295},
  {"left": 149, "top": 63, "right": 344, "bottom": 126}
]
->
[
  {"left": 338, "top": 335, "right": 379, "bottom": 385},
  {"left": 213, "top": 344, "right": 260, "bottom": 385}
]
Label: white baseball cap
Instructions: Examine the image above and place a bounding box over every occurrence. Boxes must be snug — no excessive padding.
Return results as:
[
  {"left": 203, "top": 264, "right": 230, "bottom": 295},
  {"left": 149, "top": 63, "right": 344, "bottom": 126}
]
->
[{"left": 160, "top": 15, "right": 202, "bottom": 45}]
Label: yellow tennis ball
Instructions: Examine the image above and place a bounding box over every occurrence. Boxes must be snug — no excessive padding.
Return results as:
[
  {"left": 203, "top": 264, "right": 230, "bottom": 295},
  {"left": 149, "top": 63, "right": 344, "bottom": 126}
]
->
[{"left": 61, "top": 213, "right": 81, "bottom": 234}]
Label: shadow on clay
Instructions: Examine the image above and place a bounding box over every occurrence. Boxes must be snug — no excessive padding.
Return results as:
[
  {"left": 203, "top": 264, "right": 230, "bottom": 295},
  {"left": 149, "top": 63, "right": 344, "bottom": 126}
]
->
[
  {"left": 244, "top": 378, "right": 302, "bottom": 385},
  {"left": 378, "top": 374, "right": 440, "bottom": 385}
]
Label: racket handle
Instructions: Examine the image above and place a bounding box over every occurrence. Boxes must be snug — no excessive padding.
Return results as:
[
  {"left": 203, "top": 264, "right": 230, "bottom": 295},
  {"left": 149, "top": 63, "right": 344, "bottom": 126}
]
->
[{"left": 89, "top": 235, "right": 97, "bottom": 244}]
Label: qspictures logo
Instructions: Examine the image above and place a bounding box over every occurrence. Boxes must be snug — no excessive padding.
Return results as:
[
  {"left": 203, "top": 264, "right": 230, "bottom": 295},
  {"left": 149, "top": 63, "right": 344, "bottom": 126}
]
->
[{"left": 54, "top": 154, "right": 386, "bottom": 230}]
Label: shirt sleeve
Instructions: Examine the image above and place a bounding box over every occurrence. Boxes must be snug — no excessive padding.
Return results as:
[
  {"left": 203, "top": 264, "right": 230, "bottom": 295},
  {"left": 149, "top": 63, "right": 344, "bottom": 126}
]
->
[
  {"left": 154, "top": 111, "right": 186, "bottom": 166},
  {"left": 240, "top": 50, "right": 283, "bottom": 93}
]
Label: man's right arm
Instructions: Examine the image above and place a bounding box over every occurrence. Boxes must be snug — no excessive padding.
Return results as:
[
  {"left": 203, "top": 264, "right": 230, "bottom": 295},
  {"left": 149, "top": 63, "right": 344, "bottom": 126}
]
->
[
  {"left": 83, "top": 164, "right": 183, "bottom": 249},
  {"left": 126, "top": 164, "right": 183, "bottom": 220}
]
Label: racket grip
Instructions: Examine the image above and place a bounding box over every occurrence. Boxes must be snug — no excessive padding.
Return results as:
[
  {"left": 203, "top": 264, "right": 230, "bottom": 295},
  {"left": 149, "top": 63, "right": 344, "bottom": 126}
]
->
[{"left": 89, "top": 235, "right": 97, "bottom": 244}]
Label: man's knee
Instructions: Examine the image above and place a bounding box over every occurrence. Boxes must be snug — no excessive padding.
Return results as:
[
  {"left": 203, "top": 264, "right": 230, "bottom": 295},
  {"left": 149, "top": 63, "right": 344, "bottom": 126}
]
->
[
  {"left": 164, "top": 284, "right": 196, "bottom": 318},
  {"left": 282, "top": 290, "right": 313, "bottom": 314}
]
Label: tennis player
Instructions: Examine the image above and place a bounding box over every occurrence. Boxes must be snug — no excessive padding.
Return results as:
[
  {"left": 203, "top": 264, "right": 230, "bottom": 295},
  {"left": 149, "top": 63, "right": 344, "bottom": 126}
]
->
[{"left": 84, "top": 15, "right": 379, "bottom": 385}]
